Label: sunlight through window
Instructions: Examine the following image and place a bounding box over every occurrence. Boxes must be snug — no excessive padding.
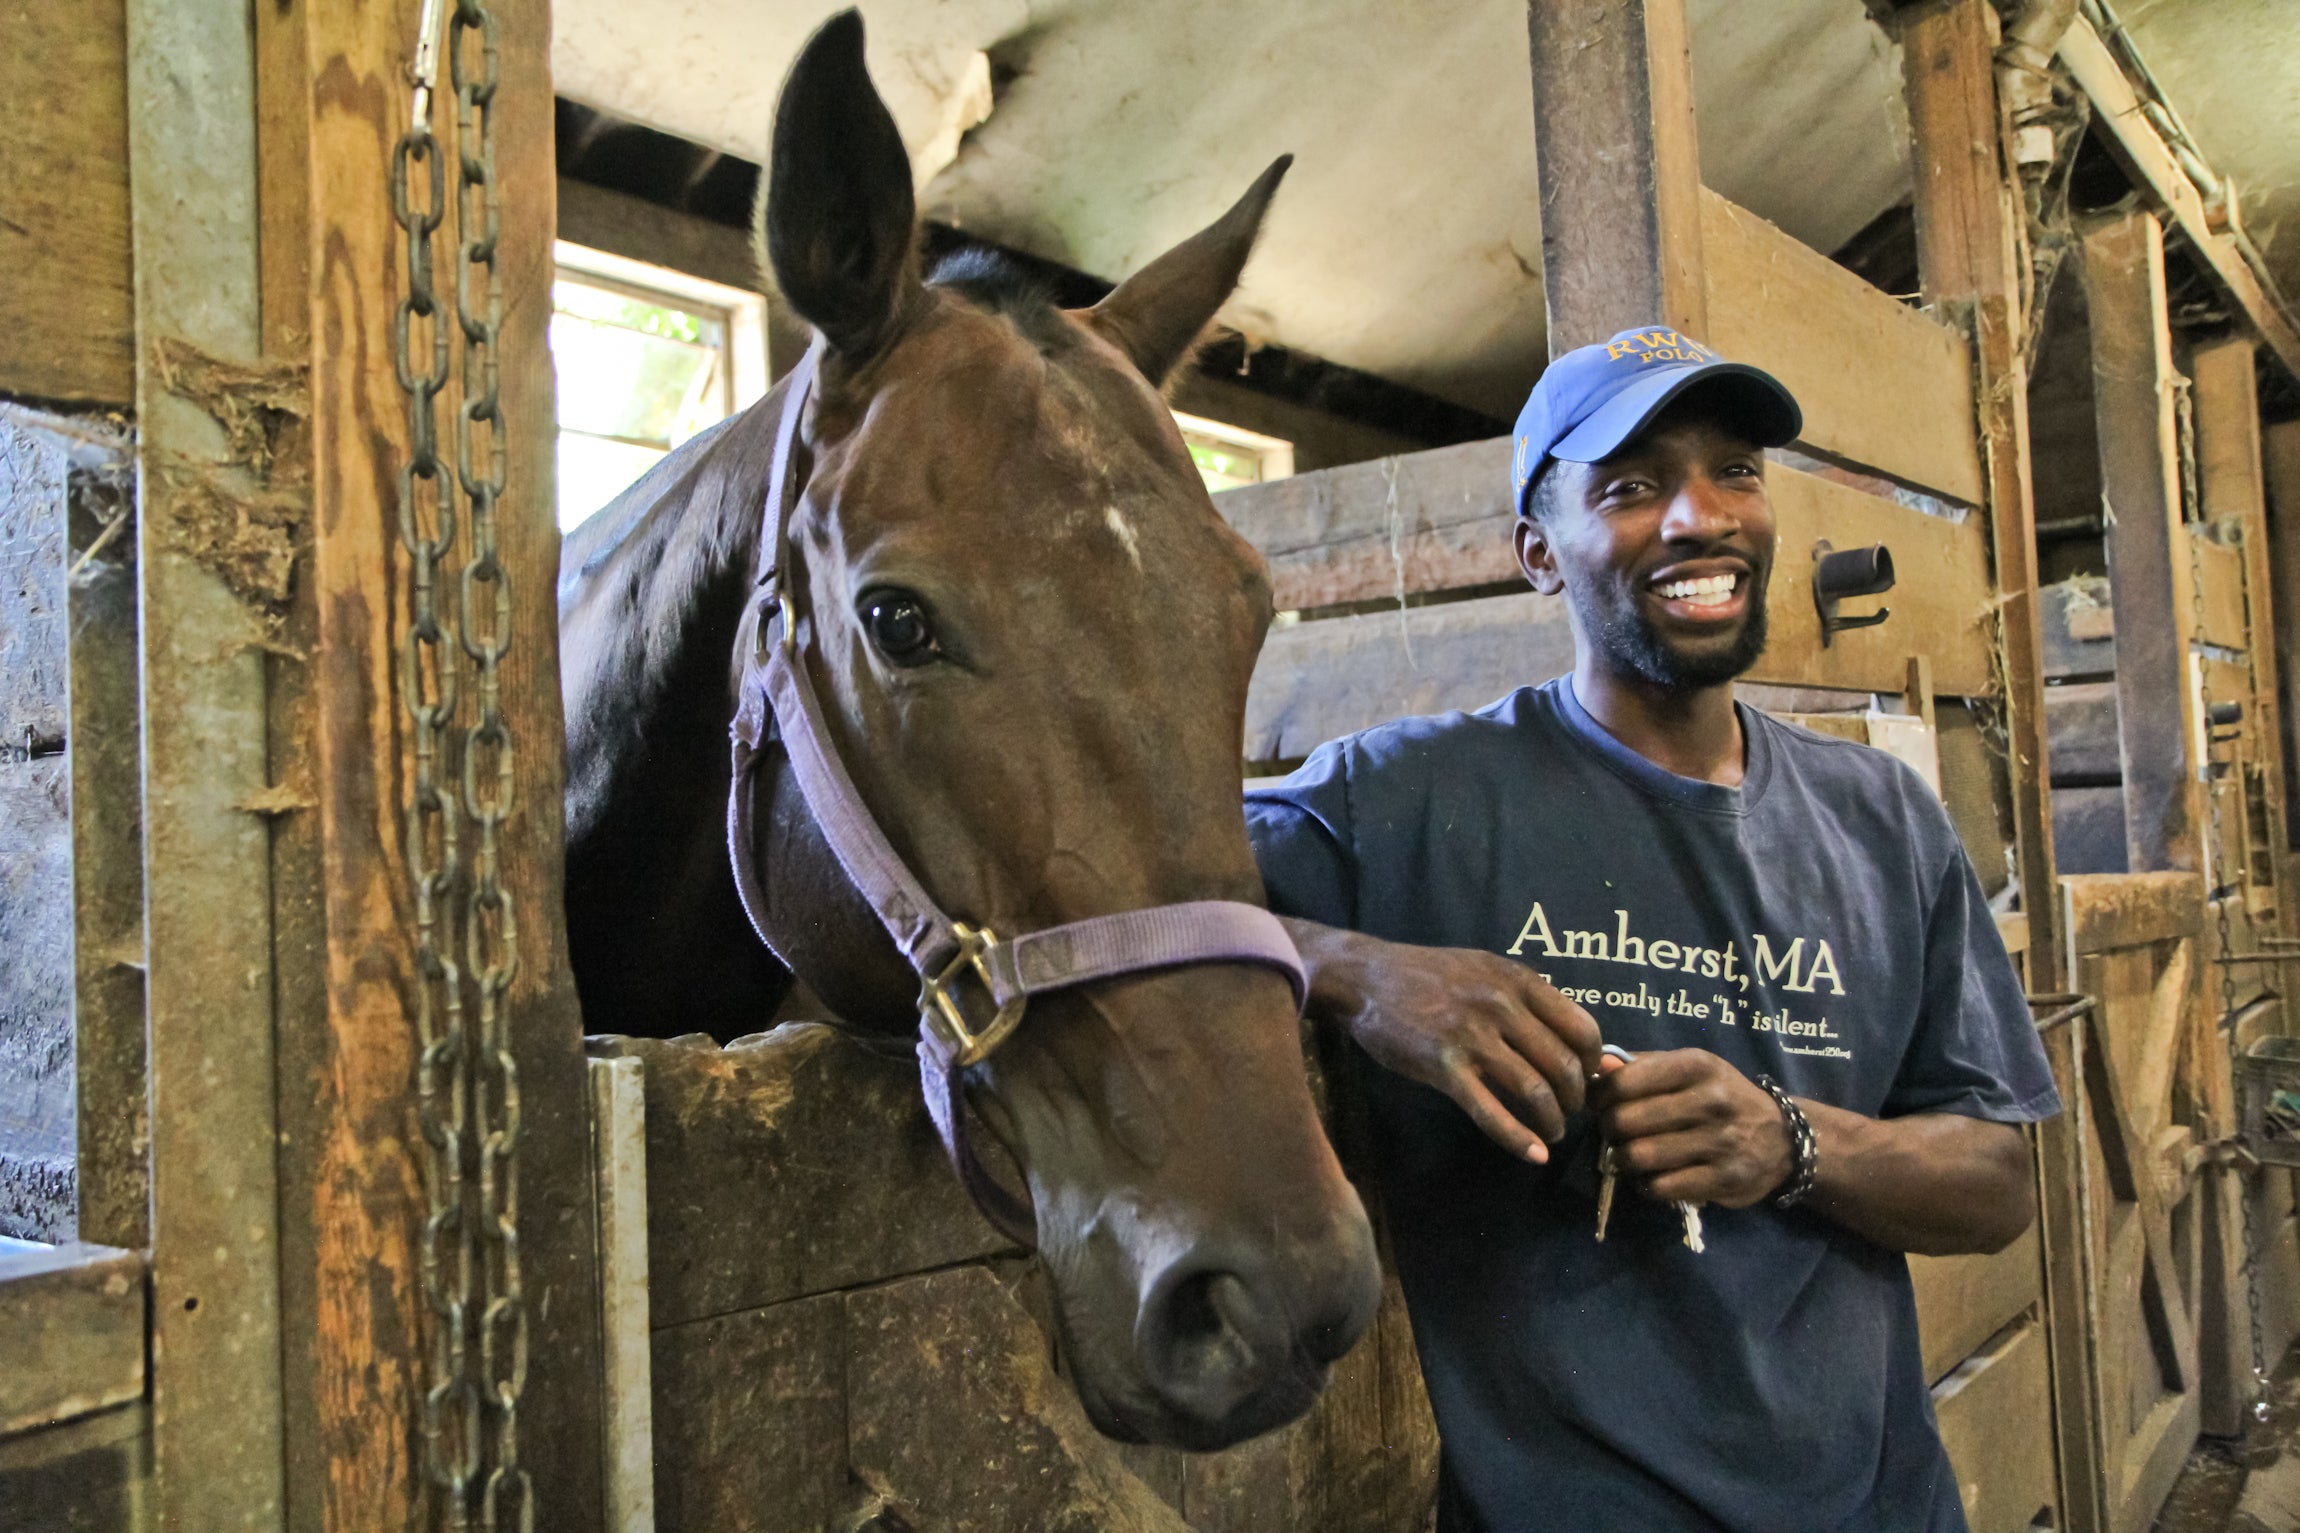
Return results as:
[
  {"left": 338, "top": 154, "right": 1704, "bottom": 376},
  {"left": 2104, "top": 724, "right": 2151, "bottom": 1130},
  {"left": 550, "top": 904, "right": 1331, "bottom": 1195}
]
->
[{"left": 552, "top": 243, "right": 769, "bottom": 531}]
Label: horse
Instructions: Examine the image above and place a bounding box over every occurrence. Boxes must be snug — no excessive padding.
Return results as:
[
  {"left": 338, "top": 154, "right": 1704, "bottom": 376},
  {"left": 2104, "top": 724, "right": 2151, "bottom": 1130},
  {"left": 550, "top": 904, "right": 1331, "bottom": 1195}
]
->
[{"left": 557, "top": 9, "right": 1380, "bottom": 1452}]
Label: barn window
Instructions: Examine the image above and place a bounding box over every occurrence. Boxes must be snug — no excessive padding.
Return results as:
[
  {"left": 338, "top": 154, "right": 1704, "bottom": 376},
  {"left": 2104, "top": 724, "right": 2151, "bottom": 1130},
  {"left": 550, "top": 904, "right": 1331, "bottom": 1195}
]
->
[
  {"left": 1172, "top": 411, "right": 1294, "bottom": 493},
  {"left": 551, "top": 242, "right": 770, "bottom": 530}
]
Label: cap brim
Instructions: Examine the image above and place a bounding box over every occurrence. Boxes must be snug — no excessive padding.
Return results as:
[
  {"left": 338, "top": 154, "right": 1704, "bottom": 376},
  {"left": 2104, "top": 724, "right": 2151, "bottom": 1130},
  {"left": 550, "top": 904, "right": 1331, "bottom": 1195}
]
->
[{"left": 1549, "top": 362, "right": 1802, "bottom": 465}]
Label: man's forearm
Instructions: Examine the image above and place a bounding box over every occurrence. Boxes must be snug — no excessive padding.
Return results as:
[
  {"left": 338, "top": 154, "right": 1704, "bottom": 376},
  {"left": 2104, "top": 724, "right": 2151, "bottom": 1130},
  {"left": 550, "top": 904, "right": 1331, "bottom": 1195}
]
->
[{"left": 1798, "top": 1101, "right": 2033, "bottom": 1256}]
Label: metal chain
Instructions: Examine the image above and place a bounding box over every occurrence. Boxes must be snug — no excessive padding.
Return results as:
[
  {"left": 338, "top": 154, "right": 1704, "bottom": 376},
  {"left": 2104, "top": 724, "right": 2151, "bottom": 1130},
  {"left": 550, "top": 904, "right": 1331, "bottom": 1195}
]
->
[
  {"left": 449, "top": 1, "right": 530, "bottom": 1523},
  {"left": 392, "top": 0, "right": 527, "bottom": 1523},
  {"left": 2178, "top": 373, "right": 2274, "bottom": 1425}
]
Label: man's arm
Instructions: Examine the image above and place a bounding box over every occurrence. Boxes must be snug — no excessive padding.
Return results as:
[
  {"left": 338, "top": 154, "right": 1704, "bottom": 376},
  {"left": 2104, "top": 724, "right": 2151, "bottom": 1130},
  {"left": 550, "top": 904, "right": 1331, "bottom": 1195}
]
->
[
  {"left": 1282, "top": 917, "right": 1607, "bottom": 1164},
  {"left": 1596, "top": 1050, "right": 2034, "bottom": 1256}
]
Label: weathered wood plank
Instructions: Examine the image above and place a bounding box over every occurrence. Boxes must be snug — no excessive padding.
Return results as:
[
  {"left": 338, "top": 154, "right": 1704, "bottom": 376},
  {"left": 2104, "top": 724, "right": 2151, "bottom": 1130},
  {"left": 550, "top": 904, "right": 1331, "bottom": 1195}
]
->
[
  {"left": 0, "top": 1243, "right": 145, "bottom": 1438},
  {"left": 1911, "top": 1224, "right": 2043, "bottom": 1387},
  {"left": 1930, "top": 1315, "right": 2056, "bottom": 1533},
  {"left": 2085, "top": 210, "right": 2203, "bottom": 877},
  {"left": 1903, "top": 0, "right": 2064, "bottom": 990},
  {"left": 1213, "top": 437, "right": 1516, "bottom": 614},
  {"left": 0, "top": 1400, "right": 151, "bottom": 1533},
  {"left": 595, "top": 1027, "right": 1011, "bottom": 1328},
  {"left": 2046, "top": 681, "right": 2121, "bottom": 786},
  {"left": 2270, "top": 420, "right": 2300, "bottom": 858},
  {"left": 845, "top": 1265, "right": 1190, "bottom": 1533},
  {"left": 122, "top": 0, "right": 288, "bottom": 1520},
  {"left": 61, "top": 419, "right": 146, "bottom": 1254},
  {"left": 276, "top": 0, "right": 607, "bottom": 1521},
  {"left": 2031, "top": 1008, "right": 2108, "bottom": 1533},
  {"left": 1524, "top": 0, "right": 1705, "bottom": 351},
  {"left": 2189, "top": 531, "right": 2246, "bottom": 654},
  {"left": 1699, "top": 190, "right": 1985, "bottom": 506},
  {"left": 2043, "top": 577, "right": 2118, "bottom": 681},
  {"left": 649, "top": 1292, "right": 848, "bottom": 1533},
  {"left": 2062, "top": 872, "right": 2204, "bottom": 956},
  {"left": 0, "top": 0, "right": 135, "bottom": 405}
]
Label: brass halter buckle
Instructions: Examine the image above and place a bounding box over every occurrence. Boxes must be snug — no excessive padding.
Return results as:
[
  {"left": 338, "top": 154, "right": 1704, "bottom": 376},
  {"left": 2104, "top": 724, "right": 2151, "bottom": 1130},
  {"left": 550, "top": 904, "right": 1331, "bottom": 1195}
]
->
[{"left": 918, "top": 922, "right": 1027, "bottom": 1068}]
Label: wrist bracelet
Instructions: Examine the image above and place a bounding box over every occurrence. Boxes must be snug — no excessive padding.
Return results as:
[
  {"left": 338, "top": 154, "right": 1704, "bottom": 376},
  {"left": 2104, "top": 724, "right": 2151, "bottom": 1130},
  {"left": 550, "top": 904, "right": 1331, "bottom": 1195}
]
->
[{"left": 1755, "top": 1074, "right": 1817, "bottom": 1208}]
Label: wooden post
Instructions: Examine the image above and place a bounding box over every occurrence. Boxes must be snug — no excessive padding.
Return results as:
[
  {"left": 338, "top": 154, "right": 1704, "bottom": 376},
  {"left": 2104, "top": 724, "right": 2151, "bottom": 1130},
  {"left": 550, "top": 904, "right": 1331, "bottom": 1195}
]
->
[
  {"left": 1900, "top": 0, "right": 2065, "bottom": 992},
  {"left": 122, "top": 0, "right": 290, "bottom": 1522},
  {"left": 1524, "top": 0, "right": 1707, "bottom": 353},
  {"left": 254, "top": 1, "right": 607, "bottom": 1524},
  {"left": 2194, "top": 339, "right": 2289, "bottom": 889},
  {"left": 2269, "top": 420, "right": 2300, "bottom": 862},
  {"left": 2082, "top": 211, "right": 2203, "bottom": 876}
]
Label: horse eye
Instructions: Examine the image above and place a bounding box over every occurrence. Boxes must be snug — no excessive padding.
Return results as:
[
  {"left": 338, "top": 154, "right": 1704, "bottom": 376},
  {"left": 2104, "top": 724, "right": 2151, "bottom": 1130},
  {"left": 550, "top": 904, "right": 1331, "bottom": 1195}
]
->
[{"left": 862, "top": 593, "right": 939, "bottom": 667}]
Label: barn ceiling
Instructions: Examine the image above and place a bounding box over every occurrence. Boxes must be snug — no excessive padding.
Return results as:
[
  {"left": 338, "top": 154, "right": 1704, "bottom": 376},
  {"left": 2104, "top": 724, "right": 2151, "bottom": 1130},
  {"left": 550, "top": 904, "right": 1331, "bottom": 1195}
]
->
[{"left": 552, "top": 0, "right": 2294, "bottom": 420}]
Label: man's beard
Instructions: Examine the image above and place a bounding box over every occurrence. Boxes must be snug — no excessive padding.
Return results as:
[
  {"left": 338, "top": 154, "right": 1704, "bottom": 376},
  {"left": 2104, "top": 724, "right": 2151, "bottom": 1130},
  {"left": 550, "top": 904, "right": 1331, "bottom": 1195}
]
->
[{"left": 1562, "top": 563, "right": 1770, "bottom": 690}]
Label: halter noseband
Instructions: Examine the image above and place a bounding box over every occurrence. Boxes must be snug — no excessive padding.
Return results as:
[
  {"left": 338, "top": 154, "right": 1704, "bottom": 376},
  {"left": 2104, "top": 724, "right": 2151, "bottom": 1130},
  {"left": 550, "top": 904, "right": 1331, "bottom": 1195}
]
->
[{"left": 725, "top": 343, "right": 1308, "bottom": 1247}]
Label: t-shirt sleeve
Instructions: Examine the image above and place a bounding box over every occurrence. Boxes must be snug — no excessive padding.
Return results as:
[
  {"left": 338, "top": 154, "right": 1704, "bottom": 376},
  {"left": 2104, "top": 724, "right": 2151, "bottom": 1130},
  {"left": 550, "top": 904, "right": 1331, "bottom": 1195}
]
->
[
  {"left": 1883, "top": 827, "right": 2063, "bottom": 1123},
  {"left": 1244, "top": 741, "right": 1359, "bottom": 931}
]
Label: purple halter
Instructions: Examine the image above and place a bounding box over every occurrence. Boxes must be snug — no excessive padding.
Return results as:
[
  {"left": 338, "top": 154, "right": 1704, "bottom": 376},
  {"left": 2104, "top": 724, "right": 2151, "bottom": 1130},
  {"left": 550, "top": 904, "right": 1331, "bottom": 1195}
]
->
[{"left": 726, "top": 344, "right": 1308, "bottom": 1246}]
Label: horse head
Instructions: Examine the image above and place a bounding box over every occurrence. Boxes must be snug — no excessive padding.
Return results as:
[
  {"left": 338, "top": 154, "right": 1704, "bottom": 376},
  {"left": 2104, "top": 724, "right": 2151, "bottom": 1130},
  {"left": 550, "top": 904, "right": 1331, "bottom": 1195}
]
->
[{"left": 737, "top": 10, "right": 1380, "bottom": 1450}]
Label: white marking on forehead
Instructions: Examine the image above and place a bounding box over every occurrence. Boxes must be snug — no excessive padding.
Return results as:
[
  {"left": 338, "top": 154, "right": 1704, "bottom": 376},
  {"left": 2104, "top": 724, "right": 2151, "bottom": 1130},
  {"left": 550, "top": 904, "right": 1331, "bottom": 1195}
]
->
[{"left": 1104, "top": 505, "right": 1142, "bottom": 571}]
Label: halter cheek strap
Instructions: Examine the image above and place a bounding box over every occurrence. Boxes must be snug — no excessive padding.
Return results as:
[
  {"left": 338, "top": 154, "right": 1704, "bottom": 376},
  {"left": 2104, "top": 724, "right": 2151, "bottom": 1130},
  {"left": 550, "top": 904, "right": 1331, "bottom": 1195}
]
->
[{"left": 726, "top": 343, "right": 1307, "bottom": 1248}]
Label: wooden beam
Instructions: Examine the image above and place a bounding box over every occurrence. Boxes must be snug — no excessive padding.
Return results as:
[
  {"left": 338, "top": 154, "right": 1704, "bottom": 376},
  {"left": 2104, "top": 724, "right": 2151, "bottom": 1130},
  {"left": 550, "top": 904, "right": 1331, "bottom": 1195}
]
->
[
  {"left": 2060, "top": 872, "right": 2204, "bottom": 958},
  {"left": 1901, "top": 0, "right": 2064, "bottom": 989},
  {"left": 1524, "top": 0, "right": 1706, "bottom": 352},
  {"left": 0, "top": 0, "right": 135, "bottom": 406},
  {"left": 122, "top": 0, "right": 289, "bottom": 1522},
  {"left": 2083, "top": 210, "right": 2204, "bottom": 876},
  {"left": 2032, "top": 1010, "right": 2109, "bottom": 1533},
  {"left": 2056, "top": 15, "right": 2300, "bottom": 384},
  {"left": 2193, "top": 339, "right": 2288, "bottom": 889},
  {"left": 271, "top": 1, "right": 608, "bottom": 1523},
  {"left": 2268, "top": 420, "right": 2300, "bottom": 854}
]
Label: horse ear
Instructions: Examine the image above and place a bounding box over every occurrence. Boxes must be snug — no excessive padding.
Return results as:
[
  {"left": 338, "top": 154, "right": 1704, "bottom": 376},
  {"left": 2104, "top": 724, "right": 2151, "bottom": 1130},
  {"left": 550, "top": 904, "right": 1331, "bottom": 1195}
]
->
[
  {"left": 1084, "top": 155, "right": 1292, "bottom": 387},
  {"left": 764, "top": 9, "right": 919, "bottom": 361}
]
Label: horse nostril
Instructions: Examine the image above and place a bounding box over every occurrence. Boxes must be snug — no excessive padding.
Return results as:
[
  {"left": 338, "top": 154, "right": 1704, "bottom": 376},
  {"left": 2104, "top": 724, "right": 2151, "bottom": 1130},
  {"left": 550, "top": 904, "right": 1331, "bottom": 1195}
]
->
[
  {"left": 1138, "top": 1264, "right": 1281, "bottom": 1415},
  {"left": 1163, "top": 1271, "right": 1264, "bottom": 1383}
]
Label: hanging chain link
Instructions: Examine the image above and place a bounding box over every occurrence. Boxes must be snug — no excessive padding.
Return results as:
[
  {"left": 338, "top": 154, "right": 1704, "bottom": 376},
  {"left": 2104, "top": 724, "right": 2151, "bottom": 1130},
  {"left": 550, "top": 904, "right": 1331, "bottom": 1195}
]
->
[
  {"left": 392, "top": 0, "right": 528, "bottom": 1523},
  {"left": 2178, "top": 373, "right": 2274, "bottom": 1426}
]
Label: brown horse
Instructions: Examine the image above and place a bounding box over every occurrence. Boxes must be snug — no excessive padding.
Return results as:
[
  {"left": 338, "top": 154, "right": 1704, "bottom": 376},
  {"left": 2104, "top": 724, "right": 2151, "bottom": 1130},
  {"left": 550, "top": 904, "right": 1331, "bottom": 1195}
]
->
[{"left": 558, "top": 10, "right": 1379, "bottom": 1451}]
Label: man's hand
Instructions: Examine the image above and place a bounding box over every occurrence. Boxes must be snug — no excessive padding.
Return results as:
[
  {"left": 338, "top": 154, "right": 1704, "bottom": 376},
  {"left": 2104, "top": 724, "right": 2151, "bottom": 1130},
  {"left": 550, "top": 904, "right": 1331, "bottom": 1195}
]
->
[
  {"left": 1279, "top": 919, "right": 1605, "bottom": 1163},
  {"left": 1595, "top": 1050, "right": 1794, "bottom": 1208},
  {"left": 1596, "top": 1050, "right": 2036, "bottom": 1253}
]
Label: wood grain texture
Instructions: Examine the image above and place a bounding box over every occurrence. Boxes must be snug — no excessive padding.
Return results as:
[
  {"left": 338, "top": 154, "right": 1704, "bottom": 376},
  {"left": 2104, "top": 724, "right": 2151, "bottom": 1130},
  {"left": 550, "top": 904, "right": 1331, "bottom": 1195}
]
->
[
  {"left": 283, "top": 0, "right": 604, "bottom": 1521},
  {"left": 1930, "top": 1315, "right": 2057, "bottom": 1533},
  {"left": 2062, "top": 872, "right": 2204, "bottom": 955},
  {"left": 2269, "top": 420, "right": 2300, "bottom": 858},
  {"left": 0, "top": 0, "right": 135, "bottom": 405},
  {"left": 1902, "top": 0, "right": 2064, "bottom": 991},
  {"left": 0, "top": 1242, "right": 145, "bottom": 1437},
  {"left": 1699, "top": 190, "right": 1984, "bottom": 506},
  {"left": 2085, "top": 211, "right": 2203, "bottom": 879},
  {"left": 1524, "top": 0, "right": 1706, "bottom": 352},
  {"left": 1911, "top": 1225, "right": 2044, "bottom": 1387},
  {"left": 596, "top": 1027, "right": 1011, "bottom": 1328},
  {"left": 123, "top": 0, "right": 289, "bottom": 1521}
]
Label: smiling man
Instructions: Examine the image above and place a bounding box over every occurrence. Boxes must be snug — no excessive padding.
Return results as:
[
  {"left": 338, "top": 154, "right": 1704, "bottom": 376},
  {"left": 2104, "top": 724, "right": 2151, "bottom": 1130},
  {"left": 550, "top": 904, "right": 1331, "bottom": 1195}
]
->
[{"left": 1246, "top": 329, "right": 2061, "bottom": 1531}]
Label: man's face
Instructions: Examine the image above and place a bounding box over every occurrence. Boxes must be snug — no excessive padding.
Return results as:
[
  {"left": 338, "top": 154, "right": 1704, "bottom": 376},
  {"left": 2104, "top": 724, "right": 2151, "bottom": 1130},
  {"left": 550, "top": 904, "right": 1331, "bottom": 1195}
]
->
[{"left": 1514, "top": 408, "right": 1775, "bottom": 691}]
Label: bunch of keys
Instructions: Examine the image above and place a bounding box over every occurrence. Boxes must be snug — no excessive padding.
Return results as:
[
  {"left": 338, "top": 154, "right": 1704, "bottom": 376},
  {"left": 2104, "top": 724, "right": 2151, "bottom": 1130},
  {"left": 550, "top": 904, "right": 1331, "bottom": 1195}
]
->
[{"left": 1594, "top": 1044, "right": 1706, "bottom": 1254}]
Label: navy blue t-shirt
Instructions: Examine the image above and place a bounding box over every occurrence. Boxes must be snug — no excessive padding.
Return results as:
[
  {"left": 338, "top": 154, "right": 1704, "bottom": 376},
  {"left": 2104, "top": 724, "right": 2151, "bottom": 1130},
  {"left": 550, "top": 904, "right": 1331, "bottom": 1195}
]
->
[{"left": 1246, "top": 678, "right": 2060, "bottom": 1533}]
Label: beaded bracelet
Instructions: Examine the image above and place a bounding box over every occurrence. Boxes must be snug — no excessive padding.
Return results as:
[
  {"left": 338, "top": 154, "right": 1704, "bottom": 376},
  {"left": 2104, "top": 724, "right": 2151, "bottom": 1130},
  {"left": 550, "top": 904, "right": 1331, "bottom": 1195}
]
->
[{"left": 1755, "top": 1074, "right": 1818, "bottom": 1208}]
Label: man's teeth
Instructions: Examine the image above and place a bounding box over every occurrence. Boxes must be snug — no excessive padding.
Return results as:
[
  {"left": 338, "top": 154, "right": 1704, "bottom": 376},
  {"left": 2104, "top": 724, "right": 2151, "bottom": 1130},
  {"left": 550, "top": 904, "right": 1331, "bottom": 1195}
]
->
[{"left": 1654, "top": 573, "right": 1739, "bottom": 607}]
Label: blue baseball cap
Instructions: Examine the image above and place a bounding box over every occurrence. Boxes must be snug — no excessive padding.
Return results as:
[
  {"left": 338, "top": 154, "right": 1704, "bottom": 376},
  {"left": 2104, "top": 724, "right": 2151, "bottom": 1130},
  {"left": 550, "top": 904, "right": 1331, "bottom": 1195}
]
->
[{"left": 1511, "top": 327, "right": 1802, "bottom": 515}]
